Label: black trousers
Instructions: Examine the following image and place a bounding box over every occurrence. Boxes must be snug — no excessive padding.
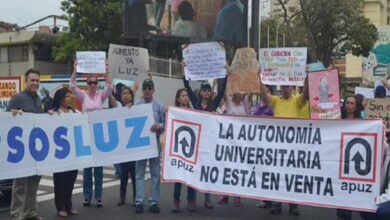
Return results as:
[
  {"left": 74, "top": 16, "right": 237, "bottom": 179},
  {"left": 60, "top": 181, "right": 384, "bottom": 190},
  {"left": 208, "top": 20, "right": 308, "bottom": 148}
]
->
[
  {"left": 120, "top": 161, "right": 136, "bottom": 200},
  {"left": 53, "top": 170, "right": 78, "bottom": 212}
]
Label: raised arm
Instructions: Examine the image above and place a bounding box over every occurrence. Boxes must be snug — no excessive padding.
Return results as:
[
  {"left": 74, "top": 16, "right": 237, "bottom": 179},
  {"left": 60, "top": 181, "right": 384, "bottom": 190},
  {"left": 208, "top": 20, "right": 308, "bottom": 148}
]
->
[
  {"left": 69, "top": 60, "right": 84, "bottom": 101},
  {"left": 213, "top": 76, "right": 227, "bottom": 111},
  {"left": 183, "top": 77, "right": 199, "bottom": 107},
  {"left": 101, "top": 61, "right": 114, "bottom": 100},
  {"left": 300, "top": 74, "right": 309, "bottom": 106},
  {"left": 259, "top": 71, "right": 272, "bottom": 105}
]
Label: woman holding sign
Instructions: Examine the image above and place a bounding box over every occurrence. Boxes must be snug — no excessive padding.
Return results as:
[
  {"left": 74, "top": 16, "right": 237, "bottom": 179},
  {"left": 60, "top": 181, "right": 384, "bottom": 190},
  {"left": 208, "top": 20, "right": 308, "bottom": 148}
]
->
[
  {"left": 116, "top": 85, "right": 137, "bottom": 207},
  {"left": 171, "top": 88, "right": 197, "bottom": 212},
  {"left": 183, "top": 65, "right": 228, "bottom": 209},
  {"left": 70, "top": 60, "right": 113, "bottom": 207},
  {"left": 51, "top": 88, "right": 79, "bottom": 217}
]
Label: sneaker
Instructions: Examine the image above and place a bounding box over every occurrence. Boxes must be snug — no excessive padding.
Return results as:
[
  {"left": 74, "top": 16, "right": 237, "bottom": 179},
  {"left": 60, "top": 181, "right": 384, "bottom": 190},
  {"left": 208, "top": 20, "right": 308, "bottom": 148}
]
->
[
  {"left": 217, "top": 196, "right": 229, "bottom": 205},
  {"left": 234, "top": 197, "right": 241, "bottom": 207},
  {"left": 57, "top": 210, "right": 68, "bottom": 217},
  {"left": 135, "top": 204, "right": 144, "bottom": 214},
  {"left": 270, "top": 206, "right": 282, "bottom": 214},
  {"left": 172, "top": 200, "right": 180, "bottom": 213},
  {"left": 150, "top": 204, "right": 160, "bottom": 214},
  {"left": 83, "top": 199, "right": 90, "bottom": 207},
  {"left": 204, "top": 201, "right": 214, "bottom": 209},
  {"left": 289, "top": 207, "right": 300, "bottom": 215},
  {"left": 187, "top": 200, "right": 196, "bottom": 212},
  {"left": 96, "top": 200, "right": 103, "bottom": 208}
]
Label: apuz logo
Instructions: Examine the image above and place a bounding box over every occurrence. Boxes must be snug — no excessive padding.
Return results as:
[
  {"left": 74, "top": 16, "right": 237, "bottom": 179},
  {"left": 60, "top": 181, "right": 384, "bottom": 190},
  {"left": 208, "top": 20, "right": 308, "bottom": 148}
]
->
[
  {"left": 339, "top": 133, "right": 378, "bottom": 183},
  {"left": 169, "top": 119, "right": 201, "bottom": 165}
]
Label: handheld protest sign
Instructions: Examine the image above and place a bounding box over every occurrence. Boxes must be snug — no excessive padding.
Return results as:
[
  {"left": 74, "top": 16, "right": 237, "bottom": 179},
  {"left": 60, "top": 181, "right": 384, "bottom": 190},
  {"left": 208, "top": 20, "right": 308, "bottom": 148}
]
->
[
  {"left": 182, "top": 42, "right": 226, "bottom": 81},
  {"left": 76, "top": 51, "right": 106, "bottom": 74},
  {"left": 108, "top": 44, "right": 150, "bottom": 82},
  {"left": 227, "top": 48, "right": 260, "bottom": 95},
  {"left": 308, "top": 69, "right": 341, "bottom": 119},
  {"left": 259, "top": 47, "right": 307, "bottom": 86}
]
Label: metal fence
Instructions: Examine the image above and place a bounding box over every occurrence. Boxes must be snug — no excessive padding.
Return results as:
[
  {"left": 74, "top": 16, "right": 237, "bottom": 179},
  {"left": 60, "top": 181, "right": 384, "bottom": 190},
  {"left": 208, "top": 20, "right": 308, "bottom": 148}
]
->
[{"left": 149, "top": 56, "right": 183, "bottom": 79}]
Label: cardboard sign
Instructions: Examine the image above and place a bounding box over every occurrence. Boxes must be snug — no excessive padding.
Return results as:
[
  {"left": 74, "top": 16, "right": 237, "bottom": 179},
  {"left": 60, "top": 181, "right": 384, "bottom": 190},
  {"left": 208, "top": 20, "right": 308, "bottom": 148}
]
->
[
  {"left": 76, "top": 51, "right": 106, "bottom": 74},
  {"left": 259, "top": 47, "right": 307, "bottom": 86},
  {"left": 227, "top": 48, "right": 260, "bottom": 95},
  {"left": 108, "top": 44, "right": 150, "bottom": 81},
  {"left": 365, "top": 98, "right": 390, "bottom": 130},
  {"left": 163, "top": 107, "right": 384, "bottom": 212},
  {"left": 183, "top": 42, "right": 226, "bottom": 80},
  {"left": 308, "top": 69, "right": 341, "bottom": 119}
]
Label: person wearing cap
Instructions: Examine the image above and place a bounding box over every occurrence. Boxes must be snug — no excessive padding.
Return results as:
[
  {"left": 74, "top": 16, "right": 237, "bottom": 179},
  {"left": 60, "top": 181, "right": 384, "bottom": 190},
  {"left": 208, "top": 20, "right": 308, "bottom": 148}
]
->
[
  {"left": 134, "top": 78, "right": 165, "bottom": 214},
  {"left": 183, "top": 72, "right": 227, "bottom": 209}
]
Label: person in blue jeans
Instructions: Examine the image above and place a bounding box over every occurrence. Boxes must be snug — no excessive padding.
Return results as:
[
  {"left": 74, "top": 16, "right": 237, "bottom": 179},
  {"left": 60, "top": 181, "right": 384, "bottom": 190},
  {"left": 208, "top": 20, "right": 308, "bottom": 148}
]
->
[{"left": 135, "top": 79, "right": 165, "bottom": 214}]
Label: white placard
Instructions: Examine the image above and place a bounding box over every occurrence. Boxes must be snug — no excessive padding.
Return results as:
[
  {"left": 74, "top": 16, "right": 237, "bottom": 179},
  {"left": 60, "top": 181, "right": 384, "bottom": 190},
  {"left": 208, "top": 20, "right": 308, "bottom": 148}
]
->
[
  {"left": 355, "top": 87, "right": 374, "bottom": 98},
  {"left": 108, "top": 44, "right": 150, "bottom": 81},
  {"left": 163, "top": 107, "right": 384, "bottom": 212},
  {"left": 183, "top": 42, "right": 226, "bottom": 80},
  {"left": 76, "top": 51, "right": 106, "bottom": 74},
  {"left": 259, "top": 47, "right": 307, "bottom": 86}
]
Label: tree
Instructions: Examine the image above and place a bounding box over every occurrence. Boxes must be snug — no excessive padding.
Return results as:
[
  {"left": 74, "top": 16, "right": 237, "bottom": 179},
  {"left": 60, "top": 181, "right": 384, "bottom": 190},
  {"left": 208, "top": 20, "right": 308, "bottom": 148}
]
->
[
  {"left": 271, "top": 0, "right": 378, "bottom": 67},
  {"left": 53, "top": 0, "right": 123, "bottom": 62}
]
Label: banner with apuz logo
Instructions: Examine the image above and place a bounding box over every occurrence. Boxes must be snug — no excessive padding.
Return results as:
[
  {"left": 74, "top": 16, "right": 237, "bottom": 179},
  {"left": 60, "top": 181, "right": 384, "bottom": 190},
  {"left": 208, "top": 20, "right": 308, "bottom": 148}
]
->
[{"left": 162, "top": 107, "right": 385, "bottom": 212}]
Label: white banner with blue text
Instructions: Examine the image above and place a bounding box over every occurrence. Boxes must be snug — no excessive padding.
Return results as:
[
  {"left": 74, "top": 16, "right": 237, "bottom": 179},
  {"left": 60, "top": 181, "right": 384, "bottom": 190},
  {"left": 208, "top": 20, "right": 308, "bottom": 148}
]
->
[
  {"left": 162, "top": 107, "right": 385, "bottom": 212},
  {"left": 0, "top": 104, "right": 158, "bottom": 178}
]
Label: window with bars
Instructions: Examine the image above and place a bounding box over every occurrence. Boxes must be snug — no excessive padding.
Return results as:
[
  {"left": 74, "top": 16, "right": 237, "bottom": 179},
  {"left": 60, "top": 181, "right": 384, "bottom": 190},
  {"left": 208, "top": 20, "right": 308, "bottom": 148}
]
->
[{"left": 8, "top": 45, "right": 28, "bottom": 62}]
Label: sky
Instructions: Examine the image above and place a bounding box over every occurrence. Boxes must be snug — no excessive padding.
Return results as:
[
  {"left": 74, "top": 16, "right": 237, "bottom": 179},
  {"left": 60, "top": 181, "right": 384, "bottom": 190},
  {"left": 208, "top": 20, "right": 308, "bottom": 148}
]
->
[{"left": 0, "top": 0, "right": 67, "bottom": 29}]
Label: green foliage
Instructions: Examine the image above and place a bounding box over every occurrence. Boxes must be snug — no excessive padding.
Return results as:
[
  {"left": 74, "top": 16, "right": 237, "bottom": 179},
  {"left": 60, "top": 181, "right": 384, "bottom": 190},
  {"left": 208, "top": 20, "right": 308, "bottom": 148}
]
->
[
  {"left": 53, "top": 0, "right": 123, "bottom": 62},
  {"left": 272, "top": 0, "right": 378, "bottom": 66}
]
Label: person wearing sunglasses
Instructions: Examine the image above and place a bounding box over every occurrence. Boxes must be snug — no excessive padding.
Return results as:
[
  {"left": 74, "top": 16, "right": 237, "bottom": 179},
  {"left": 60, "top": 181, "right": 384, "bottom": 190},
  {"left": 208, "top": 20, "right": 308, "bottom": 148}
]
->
[
  {"left": 69, "top": 60, "right": 113, "bottom": 208},
  {"left": 134, "top": 79, "right": 165, "bottom": 214}
]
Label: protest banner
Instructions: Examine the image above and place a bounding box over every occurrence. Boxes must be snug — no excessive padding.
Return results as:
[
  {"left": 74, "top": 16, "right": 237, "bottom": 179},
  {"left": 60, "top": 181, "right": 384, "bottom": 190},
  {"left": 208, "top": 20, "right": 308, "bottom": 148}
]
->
[
  {"left": 76, "top": 51, "right": 106, "bottom": 74},
  {"left": 108, "top": 44, "right": 150, "bottom": 82},
  {"left": 355, "top": 87, "right": 374, "bottom": 99},
  {"left": 0, "top": 77, "right": 21, "bottom": 111},
  {"left": 259, "top": 47, "right": 307, "bottom": 86},
  {"left": 162, "top": 107, "right": 384, "bottom": 212},
  {"left": 182, "top": 42, "right": 226, "bottom": 80},
  {"left": 308, "top": 69, "right": 341, "bottom": 119},
  {"left": 0, "top": 104, "right": 158, "bottom": 178},
  {"left": 365, "top": 98, "right": 390, "bottom": 130},
  {"left": 227, "top": 48, "right": 260, "bottom": 95}
]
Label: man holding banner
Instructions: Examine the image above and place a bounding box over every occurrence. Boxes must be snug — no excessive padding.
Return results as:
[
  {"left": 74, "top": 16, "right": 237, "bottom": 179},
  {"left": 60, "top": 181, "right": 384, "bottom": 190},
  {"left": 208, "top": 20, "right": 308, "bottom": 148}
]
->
[
  {"left": 259, "top": 72, "right": 309, "bottom": 215},
  {"left": 7, "top": 69, "right": 43, "bottom": 220},
  {"left": 135, "top": 79, "right": 165, "bottom": 214}
]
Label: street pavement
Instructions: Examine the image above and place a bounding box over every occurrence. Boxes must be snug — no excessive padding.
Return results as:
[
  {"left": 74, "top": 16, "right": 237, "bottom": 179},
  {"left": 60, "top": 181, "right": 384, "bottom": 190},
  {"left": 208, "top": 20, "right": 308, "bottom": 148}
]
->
[{"left": 0, "top": 166, "right": 364, "bottom": 220}]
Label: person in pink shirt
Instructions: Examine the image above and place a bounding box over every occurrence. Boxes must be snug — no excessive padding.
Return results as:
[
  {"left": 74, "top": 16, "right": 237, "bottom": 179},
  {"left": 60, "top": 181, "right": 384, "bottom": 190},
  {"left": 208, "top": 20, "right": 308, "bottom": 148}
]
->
[{"left": 69, "top": 60, "right": 113, "bottom": 207}]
